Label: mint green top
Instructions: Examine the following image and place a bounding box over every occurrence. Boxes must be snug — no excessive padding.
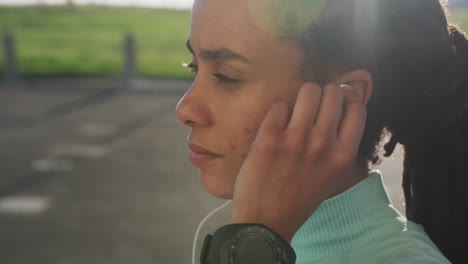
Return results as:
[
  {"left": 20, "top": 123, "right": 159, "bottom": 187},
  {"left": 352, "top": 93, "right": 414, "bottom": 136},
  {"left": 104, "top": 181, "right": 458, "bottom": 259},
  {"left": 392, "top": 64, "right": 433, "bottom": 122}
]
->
[{"left": 291, "top": 170, "right": 451, "bottom": 264}]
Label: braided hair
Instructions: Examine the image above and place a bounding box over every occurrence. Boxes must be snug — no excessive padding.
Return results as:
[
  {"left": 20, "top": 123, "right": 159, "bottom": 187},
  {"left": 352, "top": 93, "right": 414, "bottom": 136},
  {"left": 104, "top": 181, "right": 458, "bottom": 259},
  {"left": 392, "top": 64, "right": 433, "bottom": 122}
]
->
[{"left": 296, "top": 0, "right": 468, "bottom": 262}]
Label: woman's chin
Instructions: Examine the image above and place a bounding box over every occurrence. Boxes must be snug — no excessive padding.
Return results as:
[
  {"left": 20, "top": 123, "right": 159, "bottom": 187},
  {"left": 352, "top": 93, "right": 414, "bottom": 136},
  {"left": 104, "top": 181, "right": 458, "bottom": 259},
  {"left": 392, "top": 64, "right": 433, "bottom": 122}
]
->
[{"left": 199, "top": 171, "right": 234, "bottom": 199}]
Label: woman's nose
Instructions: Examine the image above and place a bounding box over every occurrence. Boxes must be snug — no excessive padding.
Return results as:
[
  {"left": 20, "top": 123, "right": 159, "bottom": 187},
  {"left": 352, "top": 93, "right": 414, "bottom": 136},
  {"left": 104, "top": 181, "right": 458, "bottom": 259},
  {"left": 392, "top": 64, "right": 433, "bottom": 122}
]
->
[{"left": 176, "top": 86, "right": 212, "bottom": 127}]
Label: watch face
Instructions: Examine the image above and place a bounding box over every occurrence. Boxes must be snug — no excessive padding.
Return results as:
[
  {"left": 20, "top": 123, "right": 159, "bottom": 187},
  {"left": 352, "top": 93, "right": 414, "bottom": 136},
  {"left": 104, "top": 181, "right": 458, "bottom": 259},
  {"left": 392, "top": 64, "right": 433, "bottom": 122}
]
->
[{"left": 229, "top": 225, "right": 286, "bottom": 264}]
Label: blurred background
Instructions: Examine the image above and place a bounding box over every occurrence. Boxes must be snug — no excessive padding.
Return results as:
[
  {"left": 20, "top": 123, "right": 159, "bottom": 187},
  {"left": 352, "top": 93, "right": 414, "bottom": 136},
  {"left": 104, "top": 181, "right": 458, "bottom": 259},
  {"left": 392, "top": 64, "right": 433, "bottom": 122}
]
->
[{"left": 0, "top": 1, "right": 467, "bottom": 263}]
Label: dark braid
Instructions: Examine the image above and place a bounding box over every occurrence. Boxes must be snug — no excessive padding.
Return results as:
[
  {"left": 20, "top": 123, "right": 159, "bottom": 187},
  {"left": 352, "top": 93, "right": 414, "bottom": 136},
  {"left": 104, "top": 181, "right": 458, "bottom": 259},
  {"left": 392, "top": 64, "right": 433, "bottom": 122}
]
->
[
  {"left": 297, "top": 0, "right": 468, "bottom": 262},
  {"left": 402, "top": 24, "right": 468, "bottom": 263}
]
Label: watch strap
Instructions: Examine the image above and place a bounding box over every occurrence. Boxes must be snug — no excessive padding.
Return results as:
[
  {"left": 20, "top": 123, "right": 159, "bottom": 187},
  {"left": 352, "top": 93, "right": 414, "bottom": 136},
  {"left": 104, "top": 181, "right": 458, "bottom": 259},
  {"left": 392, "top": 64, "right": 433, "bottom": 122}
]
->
[{"left": 200, "top": 223, "right": 296, "bottom": 264}]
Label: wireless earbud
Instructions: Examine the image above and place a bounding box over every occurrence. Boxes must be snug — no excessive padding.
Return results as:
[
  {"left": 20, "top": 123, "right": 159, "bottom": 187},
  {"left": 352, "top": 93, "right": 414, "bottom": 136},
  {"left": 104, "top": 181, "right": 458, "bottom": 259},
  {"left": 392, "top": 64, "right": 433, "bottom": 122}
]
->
[{"left": 339, "top": 84, "right": 353, "bottom": 91}]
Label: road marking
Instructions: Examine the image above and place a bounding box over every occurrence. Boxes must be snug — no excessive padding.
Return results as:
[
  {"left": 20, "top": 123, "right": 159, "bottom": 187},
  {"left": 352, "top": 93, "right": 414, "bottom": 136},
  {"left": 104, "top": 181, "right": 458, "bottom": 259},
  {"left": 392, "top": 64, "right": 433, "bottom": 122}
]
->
[
  {"left": 49, "top": 144, "right": 109, "bottom": 159},
  {"left": 32, "top": 158, "right": 74, "bottom": 173},
  {"left": 79, "top": 123, "right": 117, "bottom": 137},
  {"left": 0, "top": 196, "right": 51, "bottom": 215}
]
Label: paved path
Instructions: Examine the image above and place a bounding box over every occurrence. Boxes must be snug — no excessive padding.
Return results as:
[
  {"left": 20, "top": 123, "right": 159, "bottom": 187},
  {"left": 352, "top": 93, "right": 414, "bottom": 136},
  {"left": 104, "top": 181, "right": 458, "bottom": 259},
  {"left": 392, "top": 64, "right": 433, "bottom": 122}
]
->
[{"left": 0, "top": 78, "right": 405, "bottom": 264}]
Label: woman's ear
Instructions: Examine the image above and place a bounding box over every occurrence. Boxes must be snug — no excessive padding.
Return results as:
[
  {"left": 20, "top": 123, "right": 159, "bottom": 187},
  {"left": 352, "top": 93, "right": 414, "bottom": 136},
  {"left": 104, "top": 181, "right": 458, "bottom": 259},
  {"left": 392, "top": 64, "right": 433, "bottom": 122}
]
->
[{"left": 336, "top": 70, "right": 373, "bottom": 106}]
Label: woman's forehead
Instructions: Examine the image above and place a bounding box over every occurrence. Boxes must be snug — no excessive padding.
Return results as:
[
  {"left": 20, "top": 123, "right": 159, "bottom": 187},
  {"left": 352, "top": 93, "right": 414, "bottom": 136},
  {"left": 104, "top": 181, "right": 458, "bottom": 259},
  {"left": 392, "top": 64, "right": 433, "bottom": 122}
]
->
[
  {"left": 190, "top": 0, "right": 305, "bottom": 67},
  {"left": 247, "top": 0, "right": 326, "bottom": 37},
  {"left": 192, "top": 0, "right": 326, "bottom": 38}
]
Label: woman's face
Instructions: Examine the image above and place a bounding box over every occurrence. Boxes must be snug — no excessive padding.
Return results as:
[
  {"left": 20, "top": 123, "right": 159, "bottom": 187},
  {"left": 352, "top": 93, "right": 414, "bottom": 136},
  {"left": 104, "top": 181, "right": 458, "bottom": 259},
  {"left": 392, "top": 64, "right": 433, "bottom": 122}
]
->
[{"left": 176, "top": 0, "right": 306, "bottom": 199}]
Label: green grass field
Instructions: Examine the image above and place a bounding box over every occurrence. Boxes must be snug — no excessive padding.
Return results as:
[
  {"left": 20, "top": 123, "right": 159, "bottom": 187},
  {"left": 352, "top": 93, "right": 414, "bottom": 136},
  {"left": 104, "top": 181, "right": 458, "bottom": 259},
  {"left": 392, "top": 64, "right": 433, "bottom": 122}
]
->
[
  {"left": 0, "top": 5, "right": 467, "bottom": 79},
  {"left": 0, "top": 6, "right": 192, "bottom": 78},
  {"left": 450, "top": 8, "right": 468, "bottom": 31}
]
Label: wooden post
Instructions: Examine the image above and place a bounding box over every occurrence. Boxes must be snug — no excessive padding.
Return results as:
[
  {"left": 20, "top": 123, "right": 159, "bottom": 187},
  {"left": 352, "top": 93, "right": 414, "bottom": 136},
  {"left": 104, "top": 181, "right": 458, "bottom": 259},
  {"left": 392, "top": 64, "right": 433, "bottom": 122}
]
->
[
  {"left": 3, "top": 31, "right": 18, "bottom": 82},
  {"left": 123, "top": 33, "right": 136, "bottom": 88}
]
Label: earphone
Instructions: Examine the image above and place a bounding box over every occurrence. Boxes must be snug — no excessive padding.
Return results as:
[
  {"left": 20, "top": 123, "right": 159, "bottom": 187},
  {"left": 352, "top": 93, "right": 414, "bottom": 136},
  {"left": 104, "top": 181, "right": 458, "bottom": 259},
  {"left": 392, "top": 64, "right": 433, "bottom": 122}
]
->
[
  {"left": 339, "top": 83, "right": 352, "bottom": 90},
  {"left": 192, "top": 200, "right": 232, "bottom": 264}
]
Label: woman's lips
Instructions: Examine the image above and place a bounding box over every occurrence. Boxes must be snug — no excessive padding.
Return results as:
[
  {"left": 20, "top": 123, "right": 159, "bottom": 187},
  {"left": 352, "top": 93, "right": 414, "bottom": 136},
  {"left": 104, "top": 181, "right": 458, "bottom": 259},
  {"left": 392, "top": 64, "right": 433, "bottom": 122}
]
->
[{"left": 188, "top": 143, "right": 221, "bottom": 167}]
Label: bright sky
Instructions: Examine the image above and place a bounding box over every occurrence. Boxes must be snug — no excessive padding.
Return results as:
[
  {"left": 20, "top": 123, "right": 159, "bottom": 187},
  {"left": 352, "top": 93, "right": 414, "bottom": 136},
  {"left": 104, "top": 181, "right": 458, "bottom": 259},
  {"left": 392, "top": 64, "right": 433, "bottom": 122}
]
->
[{"left": 0, "top": 0, "right": 194, "bottom": 9}]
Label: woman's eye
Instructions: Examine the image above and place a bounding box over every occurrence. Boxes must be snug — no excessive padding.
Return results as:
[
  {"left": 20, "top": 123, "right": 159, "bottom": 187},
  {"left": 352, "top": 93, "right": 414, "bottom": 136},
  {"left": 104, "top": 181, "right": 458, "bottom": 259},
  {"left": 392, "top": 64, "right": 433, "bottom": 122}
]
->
[
  {"left": 184, "top": 62, "right": 240, "bottom": 84},
  {"left": 212, "top": 73, "right": 240, "bottom": 84},
  {"left": 184, "top": 62, "right": 198, "bottom": 74}
]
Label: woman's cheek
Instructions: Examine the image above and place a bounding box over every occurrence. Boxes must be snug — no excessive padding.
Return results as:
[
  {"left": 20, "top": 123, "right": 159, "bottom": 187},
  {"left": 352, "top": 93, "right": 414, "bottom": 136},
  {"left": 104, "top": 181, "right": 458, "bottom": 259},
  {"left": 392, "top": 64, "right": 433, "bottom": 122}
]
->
[{"left": 240, "top": 126, "right": 255, "bottom": 159}]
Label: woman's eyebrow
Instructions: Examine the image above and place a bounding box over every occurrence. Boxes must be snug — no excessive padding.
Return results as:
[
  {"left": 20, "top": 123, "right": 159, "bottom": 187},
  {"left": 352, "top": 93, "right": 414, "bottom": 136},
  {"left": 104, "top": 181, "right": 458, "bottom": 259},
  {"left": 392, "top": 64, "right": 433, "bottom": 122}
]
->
[
  {"left": 186, "top": 39, "right": 252, "bottom": 64},
  {"left": 200, "top": 48, "right": 252, "bottom": 64}
]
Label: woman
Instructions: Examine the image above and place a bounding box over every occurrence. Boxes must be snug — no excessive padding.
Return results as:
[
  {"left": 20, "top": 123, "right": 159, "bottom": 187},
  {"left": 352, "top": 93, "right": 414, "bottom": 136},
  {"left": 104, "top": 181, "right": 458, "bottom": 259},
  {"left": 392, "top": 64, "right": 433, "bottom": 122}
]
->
[{"left": 176, "top": 0, "right": 467, "bottom": 263}]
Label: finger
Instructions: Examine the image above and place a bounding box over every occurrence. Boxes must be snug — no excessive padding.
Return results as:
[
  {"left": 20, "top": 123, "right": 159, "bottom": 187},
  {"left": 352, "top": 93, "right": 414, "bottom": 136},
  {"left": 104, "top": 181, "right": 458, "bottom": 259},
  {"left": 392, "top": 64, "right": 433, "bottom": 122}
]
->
[
  {"left": 257, "top": 101, "right": 289, "bottom": 137},
  {"left": 313, "top": 83, "right": 345, "bottom": 137},
  {"left": 288, "top": 83, "right": 322, "bottom": 133},
  {"left": 337, "top": 102, "right": 367, "bottom": 155}
]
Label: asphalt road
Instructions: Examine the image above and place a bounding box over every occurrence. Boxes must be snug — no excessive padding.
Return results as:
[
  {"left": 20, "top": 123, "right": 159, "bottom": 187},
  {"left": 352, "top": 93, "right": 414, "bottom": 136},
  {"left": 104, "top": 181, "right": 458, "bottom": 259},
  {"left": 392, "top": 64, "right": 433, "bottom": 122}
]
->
[{"left": 0, "top": 78, "right": 406, "bottom": 264}]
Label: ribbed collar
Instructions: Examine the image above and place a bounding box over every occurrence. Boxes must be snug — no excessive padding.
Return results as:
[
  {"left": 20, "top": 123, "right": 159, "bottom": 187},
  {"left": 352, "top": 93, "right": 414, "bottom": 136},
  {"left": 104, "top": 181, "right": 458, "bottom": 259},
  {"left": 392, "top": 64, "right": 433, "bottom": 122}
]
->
[{"left": 291, "top": 170, "right": 408, "bottom": 263}]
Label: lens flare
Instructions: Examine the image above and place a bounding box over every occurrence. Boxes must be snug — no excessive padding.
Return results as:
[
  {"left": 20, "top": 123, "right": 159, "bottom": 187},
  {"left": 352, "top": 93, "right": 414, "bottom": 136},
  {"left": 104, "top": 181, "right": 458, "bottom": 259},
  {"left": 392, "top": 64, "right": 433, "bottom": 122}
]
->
[{"left": 248, "top": 0, "right": 326, "bottom": 38}]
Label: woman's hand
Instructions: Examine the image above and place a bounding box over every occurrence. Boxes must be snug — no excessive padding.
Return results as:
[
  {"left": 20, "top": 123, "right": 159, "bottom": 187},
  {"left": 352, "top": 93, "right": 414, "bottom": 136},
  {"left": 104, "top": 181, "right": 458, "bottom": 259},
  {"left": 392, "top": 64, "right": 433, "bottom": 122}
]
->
[{"left": 230, "top": 82, "right": 367, "bottom": 242}]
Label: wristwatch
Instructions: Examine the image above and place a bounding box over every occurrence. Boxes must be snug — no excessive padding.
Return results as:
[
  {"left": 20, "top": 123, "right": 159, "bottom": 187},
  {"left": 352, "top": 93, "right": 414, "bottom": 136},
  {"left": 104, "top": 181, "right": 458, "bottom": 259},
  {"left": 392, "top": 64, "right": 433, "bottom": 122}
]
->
[{"left": 200, "top": 223, "right": 296, "bottom": 264}]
